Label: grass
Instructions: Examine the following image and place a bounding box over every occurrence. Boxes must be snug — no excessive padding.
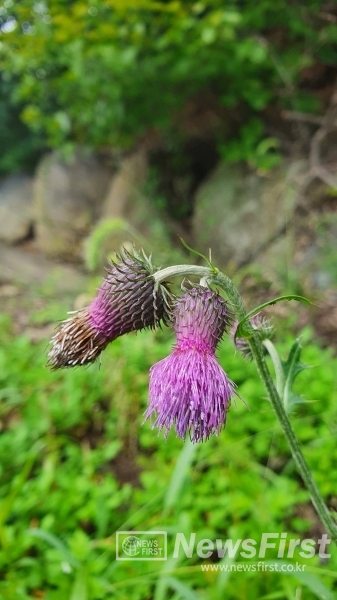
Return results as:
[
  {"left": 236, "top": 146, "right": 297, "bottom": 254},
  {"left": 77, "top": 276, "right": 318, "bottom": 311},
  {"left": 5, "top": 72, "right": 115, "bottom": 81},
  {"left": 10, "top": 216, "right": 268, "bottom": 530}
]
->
[{"left": 0, "top": 301, "right": 337, "bottom": 599}]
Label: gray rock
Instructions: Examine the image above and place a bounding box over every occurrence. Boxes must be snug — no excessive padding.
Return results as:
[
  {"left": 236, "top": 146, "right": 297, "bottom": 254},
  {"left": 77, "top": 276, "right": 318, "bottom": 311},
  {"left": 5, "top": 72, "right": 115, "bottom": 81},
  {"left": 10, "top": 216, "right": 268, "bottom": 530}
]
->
[
  {"left": 86, "top": 149, "right": 173, "bottom": 269},
  {"left": 0, "top": 242, "right": 86, "bottom": 293},
  {"left": 34, "top": 150, "right": 113, "bottom": 260},
  {"left": 102, "top": 149, "right": 149, "bottom": 221},
  {"left": 293, "top": 211, "right": 337, "bottom": 291},
  {"left": 192, "top": 160, "right": 304, "bottom": 273},
  {"left": 0, "top": 174, "right": 33, "bottom": 243}
]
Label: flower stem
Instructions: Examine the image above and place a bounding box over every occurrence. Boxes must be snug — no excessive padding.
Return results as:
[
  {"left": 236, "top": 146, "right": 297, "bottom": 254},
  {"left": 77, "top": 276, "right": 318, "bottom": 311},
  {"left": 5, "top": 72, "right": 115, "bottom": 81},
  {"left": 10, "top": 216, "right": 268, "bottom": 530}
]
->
[
  {"left": 213, "top": 272, "right": 337, "bottom": 542},
  {"left": 250, "top": 336, "right": 337, "bottom": 541},
  {"left": 154, "top": 265, "right": 211, "bottom": 283}
]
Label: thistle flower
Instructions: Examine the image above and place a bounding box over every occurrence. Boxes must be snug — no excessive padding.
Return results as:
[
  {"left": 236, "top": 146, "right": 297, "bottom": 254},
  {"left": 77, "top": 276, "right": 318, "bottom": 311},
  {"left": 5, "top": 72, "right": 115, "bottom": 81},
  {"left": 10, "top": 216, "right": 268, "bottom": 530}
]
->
[
  {"left": 231, "top": 315, "right": 273, "bottom": 359},
  {"left": 144, "top": 287, "right": 235, "bottom": 442},
  {"left": 47, "top": 248, "right": 171, "bottom": 369}
]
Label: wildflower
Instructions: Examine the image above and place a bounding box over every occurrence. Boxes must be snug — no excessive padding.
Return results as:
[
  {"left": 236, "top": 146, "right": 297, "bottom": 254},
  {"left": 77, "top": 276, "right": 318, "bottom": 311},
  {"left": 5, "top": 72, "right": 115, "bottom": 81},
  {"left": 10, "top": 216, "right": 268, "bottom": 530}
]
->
[
  {"left": 47, "top": 248, "right": 171, "bottom": 369},
  {"left": 144, "top": 287, "right": 235, "bottom": 442},
  {"left": 231, "top": 315, "right": 273, "bottom": 359}
]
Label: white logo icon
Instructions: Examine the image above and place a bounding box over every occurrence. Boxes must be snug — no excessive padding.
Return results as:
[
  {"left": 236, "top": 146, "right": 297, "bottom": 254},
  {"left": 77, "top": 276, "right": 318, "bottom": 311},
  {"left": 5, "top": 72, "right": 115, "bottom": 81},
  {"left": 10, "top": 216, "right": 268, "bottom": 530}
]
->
[{"left": 122, "top": 535, "right": 141, "bottom": 557}]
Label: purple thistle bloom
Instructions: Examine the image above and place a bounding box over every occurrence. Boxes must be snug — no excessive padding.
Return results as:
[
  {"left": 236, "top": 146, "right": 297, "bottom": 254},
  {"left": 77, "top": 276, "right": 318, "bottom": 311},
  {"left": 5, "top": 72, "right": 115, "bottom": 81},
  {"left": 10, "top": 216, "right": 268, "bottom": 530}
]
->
[
  {"left": 48, "top": 248, "right": 171, "bottom": 369},
  {"left": 144, "top": 287, "right": 235, "bottom": 442}
]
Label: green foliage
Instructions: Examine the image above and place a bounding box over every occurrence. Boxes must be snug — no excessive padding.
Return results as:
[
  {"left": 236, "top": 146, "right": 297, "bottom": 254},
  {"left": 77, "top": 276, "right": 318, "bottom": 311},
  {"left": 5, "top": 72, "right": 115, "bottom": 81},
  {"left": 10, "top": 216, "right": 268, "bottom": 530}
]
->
[
  {"left": 0, "top": 0, "right": 332, "bottom": 164},
  {"left": 84, "top": 218, "right": 148, "bottom": 271},
  {"left": 0, "top": 307, "right": 337, "bottom": 598},
  {"left": 0, "top": 75, "right": 45, "bottom": 174},
  {"left": 220, "top": 118, "right": 282, "bottom": 171}
]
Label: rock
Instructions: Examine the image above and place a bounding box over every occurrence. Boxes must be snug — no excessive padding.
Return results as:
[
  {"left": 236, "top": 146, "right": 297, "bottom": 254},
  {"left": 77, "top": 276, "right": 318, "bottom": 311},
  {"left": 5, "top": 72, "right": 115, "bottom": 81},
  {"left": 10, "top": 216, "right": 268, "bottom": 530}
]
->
[
  {"left": 86, "top": 149, "right": 173, "bottom": 269},
  {"left": 102, "top": 149, "right": 148, "bottom": 220},
  {"left": 0, "top": 284, "right": 19, "bottom": 297},
  {"left": 0, "top": 242, "right": 86, "bottom": 293},
  {"left": 192, "top": 160, "right": 305, "bottom": 274},
  {"left": 34, "top": 150, "right": 113, "bottom": 260},
  {"left": 293, "top": 205, "right": 337, "bottom": 291},
  {"left": 0, "top": 174, "right": 33, "bottom": 243}
]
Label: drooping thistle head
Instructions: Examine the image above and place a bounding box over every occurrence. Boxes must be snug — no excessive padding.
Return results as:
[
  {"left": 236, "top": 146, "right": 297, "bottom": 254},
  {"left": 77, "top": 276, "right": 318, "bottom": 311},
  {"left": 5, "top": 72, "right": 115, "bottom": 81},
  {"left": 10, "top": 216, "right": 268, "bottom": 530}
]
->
[
  {"left": 47, "top": 247, "right": 172, "bottom": 369},
  {"left": 47, "top": 248, "right": 245, "bottom": 443},
  {"left": 144, "top": 286, "right": 236, "bottom": 442}
]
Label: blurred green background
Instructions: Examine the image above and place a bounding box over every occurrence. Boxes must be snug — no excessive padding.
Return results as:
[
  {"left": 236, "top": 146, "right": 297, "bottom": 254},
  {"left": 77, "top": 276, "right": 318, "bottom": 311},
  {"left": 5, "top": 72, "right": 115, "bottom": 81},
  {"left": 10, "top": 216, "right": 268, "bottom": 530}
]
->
[{"left": 1, "top": 1, "right": 337, "bottom": 598}]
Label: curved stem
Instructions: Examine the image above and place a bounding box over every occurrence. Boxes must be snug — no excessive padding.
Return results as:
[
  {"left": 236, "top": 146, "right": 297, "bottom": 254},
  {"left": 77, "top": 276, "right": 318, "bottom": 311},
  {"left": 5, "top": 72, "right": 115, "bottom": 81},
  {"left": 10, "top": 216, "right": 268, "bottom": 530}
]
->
[
  {"left": 212, "top": 272, "right": 246, "bottom": 319},
  {"left": 154, "top": 267, "right": 246, "bottom": 318},
  {"left": 249, "top": 336, "right": 337, "bottom": 541},
  {"left": 154, "top": 265, "right": 212, "bottom": 283}
]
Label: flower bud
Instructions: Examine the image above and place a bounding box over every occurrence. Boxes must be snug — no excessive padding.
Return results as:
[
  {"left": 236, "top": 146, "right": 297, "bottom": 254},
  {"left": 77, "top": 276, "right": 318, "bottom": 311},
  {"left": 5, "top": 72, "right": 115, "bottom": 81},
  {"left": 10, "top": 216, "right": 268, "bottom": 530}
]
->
[{"left": 48, "top": 248, "right": 171, "bottom": 369}]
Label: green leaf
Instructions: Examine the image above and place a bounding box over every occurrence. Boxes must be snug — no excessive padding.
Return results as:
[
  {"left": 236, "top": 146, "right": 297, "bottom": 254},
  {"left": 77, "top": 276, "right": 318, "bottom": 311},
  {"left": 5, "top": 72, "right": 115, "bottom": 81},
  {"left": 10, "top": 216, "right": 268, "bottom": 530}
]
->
[
  {"left": 264, "top": 561, "right": 335, "bottom": 600},
  {"left": 259, "top": 593, "right": 289, "bottom": 600},
  {"left": 70, "top": 567, "right": 88, "bottom": 600},
  {"left": 164, "top": 576, "right": 201, "bottom": 600},
  {"left": 263, "top": 339, "right": 284, "bottom": 396},
  {"left": 155, "top": 556, "right": 184, "bottom": 600},
  {"left": 235, "top": 295, "right": 312, "bottom": 341},
  {"left": 28, "top": 529, "right": 80, "bottom": 568},
  {"left": 164, "top": 439, "right": 198, "bottom": 513},
  {"left": 282, "top": 339, "right": 310, "bottom": 413},
  {"left": 264, "top": 338, "right": 311, "bottom": 413},
  {"left": 178, "top": 238, "right": 216, "bottom": 273},
  {"left": 0, "top": 447, "right": 39, "bottom": 548},
  {"left": 215, "top": 553, "right": 237, "bottom": 592}
]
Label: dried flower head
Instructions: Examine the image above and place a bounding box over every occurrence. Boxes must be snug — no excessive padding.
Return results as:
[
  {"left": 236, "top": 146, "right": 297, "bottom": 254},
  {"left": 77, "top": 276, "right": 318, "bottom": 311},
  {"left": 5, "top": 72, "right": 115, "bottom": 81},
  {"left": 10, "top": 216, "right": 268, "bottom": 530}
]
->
[
  {"left": 231, "top": 314, "right": 273, "bottom": 359},
  {"left": 48, "top": 248, "right": 172, "bottom": 370},
  {"left": 144, "top": 287, "right": 236, "bottom": 442}
]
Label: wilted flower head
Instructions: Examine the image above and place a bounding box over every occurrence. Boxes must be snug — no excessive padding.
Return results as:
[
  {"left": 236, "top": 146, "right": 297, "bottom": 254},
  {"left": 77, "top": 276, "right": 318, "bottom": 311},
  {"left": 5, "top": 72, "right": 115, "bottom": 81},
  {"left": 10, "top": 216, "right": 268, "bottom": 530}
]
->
[
  {"left": 48, "top": 248, "right": 171, "bottom": 369},
  {"left": 231, "top": 314, "right": 273, "bottom": 359},
  {"left": 144, "top": 287, "right": 236, "bottom": 442}
]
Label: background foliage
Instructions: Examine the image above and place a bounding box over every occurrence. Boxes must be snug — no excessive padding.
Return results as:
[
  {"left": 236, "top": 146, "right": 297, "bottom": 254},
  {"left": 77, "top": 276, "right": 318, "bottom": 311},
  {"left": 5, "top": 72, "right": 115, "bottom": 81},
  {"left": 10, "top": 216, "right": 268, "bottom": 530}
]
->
[
  {"left": 1, "top": 301, "right": 337, "bottom": 598},
  {"left": 1, "top": 0, "right": 336, "bottom": 171}
]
